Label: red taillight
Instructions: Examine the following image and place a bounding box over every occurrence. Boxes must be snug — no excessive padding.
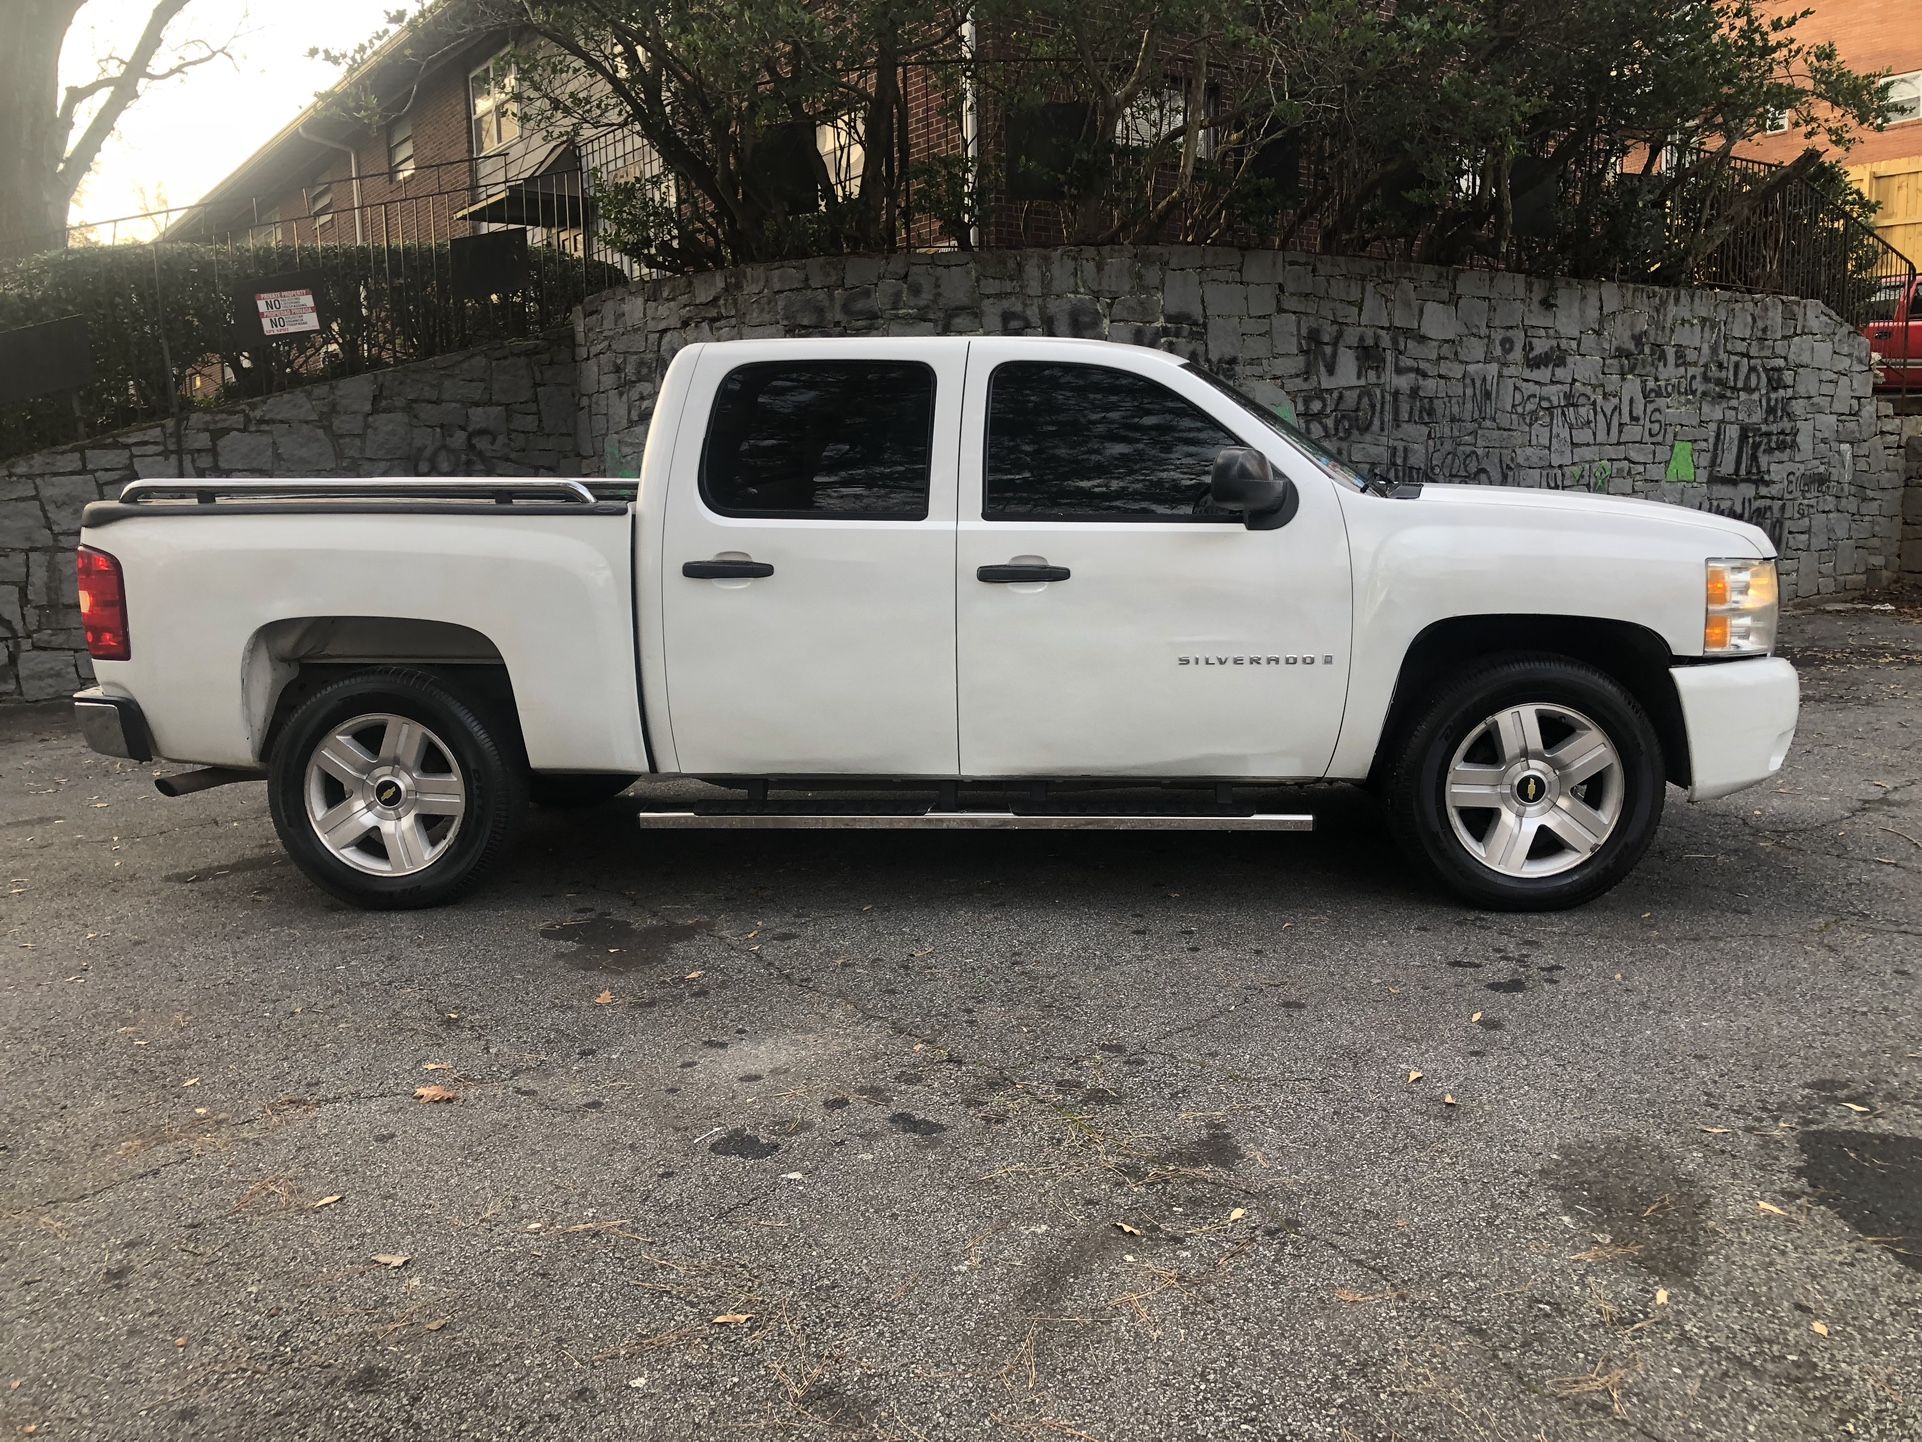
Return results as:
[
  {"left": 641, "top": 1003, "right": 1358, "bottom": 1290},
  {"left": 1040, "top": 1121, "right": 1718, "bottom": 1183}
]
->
[{"left": 76, "top": 546, "right": 130, "bottom": 661}]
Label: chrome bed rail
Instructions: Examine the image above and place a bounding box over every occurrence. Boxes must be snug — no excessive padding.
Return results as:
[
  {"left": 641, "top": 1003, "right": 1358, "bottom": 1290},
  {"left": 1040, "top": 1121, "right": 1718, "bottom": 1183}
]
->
[{"left": 117, "top": 478, "right": 601, "bottom": 506}]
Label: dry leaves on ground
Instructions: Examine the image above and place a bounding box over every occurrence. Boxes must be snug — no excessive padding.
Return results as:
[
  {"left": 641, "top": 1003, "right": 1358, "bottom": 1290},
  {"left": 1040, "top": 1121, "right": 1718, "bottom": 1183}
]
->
[{"left": 414, "top": 1085, "right": 459, "bottom": 1104}]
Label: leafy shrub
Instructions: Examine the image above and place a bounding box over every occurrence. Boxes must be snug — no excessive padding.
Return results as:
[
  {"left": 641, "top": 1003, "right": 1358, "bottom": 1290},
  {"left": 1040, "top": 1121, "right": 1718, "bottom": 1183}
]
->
[{"left": 0, "top": 241, "right": 627, "bottom": 460}]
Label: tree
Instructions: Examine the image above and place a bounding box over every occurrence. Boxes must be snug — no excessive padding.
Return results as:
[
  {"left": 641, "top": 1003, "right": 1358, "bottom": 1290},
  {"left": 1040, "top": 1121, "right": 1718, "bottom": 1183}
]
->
[
  {"left": 319, "top": 0, "right": 1888, "bottom": 278},
  {"left": 0, "top": 0, "right": 225, "bottom": 263}
]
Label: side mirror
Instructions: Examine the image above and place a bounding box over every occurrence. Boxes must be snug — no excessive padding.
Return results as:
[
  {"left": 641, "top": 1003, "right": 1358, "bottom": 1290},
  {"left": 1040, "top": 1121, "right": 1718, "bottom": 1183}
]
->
[{"left": 1210, "top": 447, "right": 1298, "bottom": 531}]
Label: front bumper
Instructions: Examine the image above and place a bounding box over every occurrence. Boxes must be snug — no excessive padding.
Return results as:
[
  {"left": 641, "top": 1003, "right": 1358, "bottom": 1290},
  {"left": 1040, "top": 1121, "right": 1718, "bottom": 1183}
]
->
[
  {"left": 73, "top": 687, "right": 154, "bottom": 762},
  {"left": 1670, "top": 657, "right": 1798, "bottom": 802}
]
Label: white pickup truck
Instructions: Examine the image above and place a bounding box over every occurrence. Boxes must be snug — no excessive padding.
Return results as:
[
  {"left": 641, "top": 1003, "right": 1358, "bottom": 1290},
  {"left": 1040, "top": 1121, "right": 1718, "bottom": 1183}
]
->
[{"left": 70, "top": 336, "right": 1798, "bottom": 912}]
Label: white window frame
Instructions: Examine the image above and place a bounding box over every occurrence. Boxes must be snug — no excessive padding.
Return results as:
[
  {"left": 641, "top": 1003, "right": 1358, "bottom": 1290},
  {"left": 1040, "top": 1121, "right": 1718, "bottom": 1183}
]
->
[
  {"left": 1886, "top": 72, "right": 1922, "bottom": 127},
  {"left": 389, "top": 115, "right": 416, "bottom": 183},
  {"left": 470, "top": 49, "right": 521, "bottom": 156}
]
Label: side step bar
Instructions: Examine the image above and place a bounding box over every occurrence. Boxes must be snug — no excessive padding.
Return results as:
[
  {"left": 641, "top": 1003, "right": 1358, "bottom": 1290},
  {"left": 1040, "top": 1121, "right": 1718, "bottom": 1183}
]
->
[{"left": 632, "top": 808, "right": 1312, "bottom": 832}]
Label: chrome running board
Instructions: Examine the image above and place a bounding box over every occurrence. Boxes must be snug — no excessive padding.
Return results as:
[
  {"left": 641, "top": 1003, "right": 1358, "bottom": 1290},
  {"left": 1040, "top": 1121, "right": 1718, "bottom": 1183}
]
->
[{"left": 632, "top": 807, "right": 1312, "bottom": 832}]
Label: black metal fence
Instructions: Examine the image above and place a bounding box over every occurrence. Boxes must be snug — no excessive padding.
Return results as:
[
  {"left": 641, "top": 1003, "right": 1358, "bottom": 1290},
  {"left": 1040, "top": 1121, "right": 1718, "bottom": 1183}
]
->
[{"left": 0, "top": 151, "right": 636, "bottom": 457}]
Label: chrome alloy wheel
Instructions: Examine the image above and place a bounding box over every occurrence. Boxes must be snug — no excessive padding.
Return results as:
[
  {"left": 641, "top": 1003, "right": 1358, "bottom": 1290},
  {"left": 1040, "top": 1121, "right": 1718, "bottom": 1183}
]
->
[
  {"left": 303, "top": 712, "right": 466, "bottom": 876},
  {"left": 1443, "top": 702, "right": 1624, "bottom": 879}
]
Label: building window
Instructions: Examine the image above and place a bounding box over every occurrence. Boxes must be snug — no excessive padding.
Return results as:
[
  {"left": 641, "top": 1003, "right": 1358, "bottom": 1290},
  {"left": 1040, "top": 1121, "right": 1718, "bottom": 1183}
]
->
[
  {"left": 310, "top": 182, "right": 334, "bottom": 235},
  {"left": 1887, "top": 72, "right": 1922, "bottom": 126},
  {"left": 1763, "top": 107, "right": 1790, "bottom": 135},
  {"left": 816, "top": 116, "right": 865, "bottom": 202},
  {"left": 389, "top": 115, "right": 416, "bottom": 183},
  {"left": 470, "top": 51, "right": 520, "bottom": 155},
  {"left": 1115, "top": 83, "right": 1216, "bottom": 161}
]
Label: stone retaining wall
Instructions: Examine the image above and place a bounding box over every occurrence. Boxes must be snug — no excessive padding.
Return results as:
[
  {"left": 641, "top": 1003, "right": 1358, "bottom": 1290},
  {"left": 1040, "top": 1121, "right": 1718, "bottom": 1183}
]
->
[
  {"left": 1, "top": 334, "right": 576, "bottom": 699},
  {"left": 1890, "top": 402, "right": 1922, "bottom": 581},
  {"left": 580, "top": 247, "right": 1902, "bottom": 603},
  {"left": 5, "top": 248, "right": 1912, "bottom": 702}
]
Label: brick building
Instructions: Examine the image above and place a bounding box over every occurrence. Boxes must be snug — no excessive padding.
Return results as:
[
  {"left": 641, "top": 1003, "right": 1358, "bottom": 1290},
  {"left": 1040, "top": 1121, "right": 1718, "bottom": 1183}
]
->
[
  {"left": 1740, "top": 0, "right": 1922, "bottom": 260},
  {"left": 163, "top": 7, "right": 627, "bottom": 255}
]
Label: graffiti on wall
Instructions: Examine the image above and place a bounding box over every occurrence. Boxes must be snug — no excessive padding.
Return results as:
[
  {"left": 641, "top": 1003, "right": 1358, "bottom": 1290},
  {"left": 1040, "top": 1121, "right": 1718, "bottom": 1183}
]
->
[{"left": 1289, "top": 320, "right": 1839, "bottom": 550}]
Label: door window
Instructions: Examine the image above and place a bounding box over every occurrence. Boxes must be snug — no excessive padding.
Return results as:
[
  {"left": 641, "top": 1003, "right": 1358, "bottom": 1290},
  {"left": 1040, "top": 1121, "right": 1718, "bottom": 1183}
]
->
[
  {"left": 701, "top": 360, "right": 935, "bottom": 519},
  {"left": 984, "top": 361, "right": 1240, "bottom": 520}
]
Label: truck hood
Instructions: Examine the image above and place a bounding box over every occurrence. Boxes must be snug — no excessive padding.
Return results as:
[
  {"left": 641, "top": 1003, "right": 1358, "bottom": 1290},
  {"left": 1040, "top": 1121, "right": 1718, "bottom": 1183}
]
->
[{"left": 1408, "top": 483, "right": 1774, "bottom": 557}]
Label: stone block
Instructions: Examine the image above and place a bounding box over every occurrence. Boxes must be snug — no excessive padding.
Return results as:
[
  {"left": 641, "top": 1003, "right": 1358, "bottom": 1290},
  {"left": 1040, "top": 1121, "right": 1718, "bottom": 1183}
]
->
[
  {"left": 213, "top": 429, "right": 274, "bottom": 473},
  {"left": 275, "top": 425, "right": 339, "bottom": 474},
  {"left": 256, "top": 390, "right": 320, "bottom": 423},
  {"left": 0, "top": 501, "right": 52, "bottom": 551},
  {"left": 1043, "top": 296, "right": 1104, "bottom": 340},
  {"left": 490, "top": 358, "right": 537, "bottom": 404},
  {"left": 1420, "top": 302, "right": 1458, "bottom": 341},
  {"left": 778, "top": 291, "right": 829, "bottom": 329},
  {"left": 38, "top": 476, "right": 99, "bottom": 535},
  {"left": 83, "top": 447, "right": 132, "bottom": 474},
  {"left": 538, "top": 385, "right": 576, "bottom": 437},
  {"left": 1203, "top": 282, "right": 1246, "bottom": 317},
  {"left": 363, "top": 413, "right": 412, "bottom": 461},
  {"left": 16, "top": 647, "right": 80, "bottom": 701},
  {"left": 1164, "top": 270, "right": 1204, "bottom": 322},
  {"left": 839, "top": 286, "right": 879, "bottom": 323}
]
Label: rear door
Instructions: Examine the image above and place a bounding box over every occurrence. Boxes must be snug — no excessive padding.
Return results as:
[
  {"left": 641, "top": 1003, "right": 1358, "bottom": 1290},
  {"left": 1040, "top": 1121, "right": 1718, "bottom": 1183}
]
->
[
  {"left": 954, "top": 343, "right": 1352, "bottom": 779},
  {"left": 659, "top": 341, "right": 962, "bottom": 776}
]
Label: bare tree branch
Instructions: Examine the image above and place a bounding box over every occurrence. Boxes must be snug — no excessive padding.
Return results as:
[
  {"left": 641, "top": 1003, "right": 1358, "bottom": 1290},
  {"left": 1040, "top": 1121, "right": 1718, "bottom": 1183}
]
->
[{"left": 56, "top": 0, "right": 223, "bottom": 206}]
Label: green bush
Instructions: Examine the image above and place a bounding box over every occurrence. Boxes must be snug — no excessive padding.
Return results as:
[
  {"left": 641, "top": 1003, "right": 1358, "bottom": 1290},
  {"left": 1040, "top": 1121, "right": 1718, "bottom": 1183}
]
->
[{"left": 0, "top": 241, "right": 627, "bottom": 460}]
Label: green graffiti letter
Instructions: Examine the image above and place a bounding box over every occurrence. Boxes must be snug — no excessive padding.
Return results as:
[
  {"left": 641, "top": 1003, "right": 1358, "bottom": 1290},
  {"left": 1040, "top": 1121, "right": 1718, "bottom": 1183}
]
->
[{"left": 1665, "top": 440, "right": 1697, "bottom": 484}]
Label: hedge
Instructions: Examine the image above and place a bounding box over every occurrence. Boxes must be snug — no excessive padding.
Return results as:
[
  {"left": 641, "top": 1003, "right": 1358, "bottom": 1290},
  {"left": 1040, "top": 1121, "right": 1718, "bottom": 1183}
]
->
[{"left": 0, "top": 241, "right": 627, "bottom": 460}]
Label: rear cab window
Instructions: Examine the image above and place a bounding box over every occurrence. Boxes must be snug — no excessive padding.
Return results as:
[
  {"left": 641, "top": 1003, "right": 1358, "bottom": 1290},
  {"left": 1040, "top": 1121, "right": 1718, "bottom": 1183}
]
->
[{"left": 700, "top": 360, "right": 935, "bottom": 519}]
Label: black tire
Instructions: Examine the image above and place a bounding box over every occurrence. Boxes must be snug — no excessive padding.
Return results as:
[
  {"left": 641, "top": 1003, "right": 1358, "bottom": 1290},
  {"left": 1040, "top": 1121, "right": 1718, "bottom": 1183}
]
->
[
  {"left": 1384, "top": 653, "right": 1666, "bottom": 911},
  {"left": 528, "top": 772, "right": 640, "bottom": 808},
  {"left": 267, "top": 667, "right": 527, "bottom": 910}
]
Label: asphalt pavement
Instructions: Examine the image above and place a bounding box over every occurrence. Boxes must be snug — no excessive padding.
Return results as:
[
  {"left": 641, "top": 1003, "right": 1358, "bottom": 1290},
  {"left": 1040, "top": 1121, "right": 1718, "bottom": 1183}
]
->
[{"left": 3, "top": 600, "right": 1919, "bottom": 1442}]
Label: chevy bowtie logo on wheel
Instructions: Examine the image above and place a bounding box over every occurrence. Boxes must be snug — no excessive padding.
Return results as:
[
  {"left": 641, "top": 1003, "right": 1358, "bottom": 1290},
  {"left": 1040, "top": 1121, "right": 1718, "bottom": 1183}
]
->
[{"left": 1517, "top": 774, "right": 1545, "bottom": 804}]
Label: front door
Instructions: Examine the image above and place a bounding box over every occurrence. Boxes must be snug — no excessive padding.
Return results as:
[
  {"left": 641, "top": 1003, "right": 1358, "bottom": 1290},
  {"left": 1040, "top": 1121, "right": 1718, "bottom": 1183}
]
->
[
  {"left": 660, "top": 342, "right": 963, "bottom": 776},
  {"left": 954, "top": 343, "right": 1352, "bottom": 778}
]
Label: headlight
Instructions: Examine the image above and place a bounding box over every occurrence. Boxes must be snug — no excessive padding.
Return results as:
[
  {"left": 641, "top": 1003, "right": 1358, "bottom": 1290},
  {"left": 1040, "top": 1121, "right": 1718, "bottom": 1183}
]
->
[{"left": 1704, "top": 558, "right": 1778, "bottom": 655}]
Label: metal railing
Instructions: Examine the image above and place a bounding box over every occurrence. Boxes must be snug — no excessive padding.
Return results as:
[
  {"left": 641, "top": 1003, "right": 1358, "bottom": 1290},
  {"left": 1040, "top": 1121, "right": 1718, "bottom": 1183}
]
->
[{"left": 0, "top": 150, "right": 639, "bottom": 458}]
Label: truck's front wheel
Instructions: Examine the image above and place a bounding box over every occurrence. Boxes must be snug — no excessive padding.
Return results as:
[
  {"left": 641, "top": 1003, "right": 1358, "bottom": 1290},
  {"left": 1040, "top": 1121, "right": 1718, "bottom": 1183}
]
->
[
  {"left": 268, "top": 669, "right": 527, "bottom": 910},
  {"left": 1384, "top": 655, "right": 1665, "bottom": 911}
]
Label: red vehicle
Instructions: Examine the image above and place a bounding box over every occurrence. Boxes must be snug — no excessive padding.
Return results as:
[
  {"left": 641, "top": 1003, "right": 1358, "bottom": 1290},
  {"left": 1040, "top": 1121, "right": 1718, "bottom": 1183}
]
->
[{"left": 1866, "top": 273, "right": 1921, "bottom": 391}]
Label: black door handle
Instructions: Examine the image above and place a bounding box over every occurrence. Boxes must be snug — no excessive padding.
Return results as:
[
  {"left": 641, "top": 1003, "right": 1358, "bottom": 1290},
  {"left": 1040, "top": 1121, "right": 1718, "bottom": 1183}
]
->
[
  {"left": 683, "top": 560, "right": 774, "bottom": 579},
  {"left": 978, "top": 564, "right": 1070, "bottom": 583}
]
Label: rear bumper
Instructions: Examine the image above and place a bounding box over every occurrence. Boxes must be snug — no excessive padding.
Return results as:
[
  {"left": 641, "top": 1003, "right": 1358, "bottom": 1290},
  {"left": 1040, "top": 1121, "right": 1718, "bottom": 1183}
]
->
[
  {"left": 73, "top": 687, "right": 154, "bottom": 762},
  {"left": 1670, "top": 658, "right": 1798, "bottom": 802}
]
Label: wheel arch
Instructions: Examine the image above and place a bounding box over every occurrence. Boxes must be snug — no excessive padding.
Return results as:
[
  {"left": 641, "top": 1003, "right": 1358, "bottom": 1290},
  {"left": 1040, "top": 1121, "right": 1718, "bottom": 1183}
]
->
[
  {"left": 245, "top": 617, "right": 521, "bottom": 763},
  {"left": 1369, "top": 615, "right": 1689, "bottom": 789}
]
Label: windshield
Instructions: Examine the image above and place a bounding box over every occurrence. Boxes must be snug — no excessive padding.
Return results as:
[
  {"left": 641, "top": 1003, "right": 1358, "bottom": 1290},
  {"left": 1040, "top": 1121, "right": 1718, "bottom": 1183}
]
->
[{"left": 1183, "top": 362, "right": 1369, "bottom": 492}]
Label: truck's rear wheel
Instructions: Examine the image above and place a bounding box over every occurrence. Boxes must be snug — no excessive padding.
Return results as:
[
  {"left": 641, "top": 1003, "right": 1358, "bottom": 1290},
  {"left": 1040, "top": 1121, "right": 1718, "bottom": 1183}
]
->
[
  {"left": 1384, "top": 655, "right": 1665, "bottom": 911},
  {"left": 268, "top": 668, "right": 526, "bottom": 909}
]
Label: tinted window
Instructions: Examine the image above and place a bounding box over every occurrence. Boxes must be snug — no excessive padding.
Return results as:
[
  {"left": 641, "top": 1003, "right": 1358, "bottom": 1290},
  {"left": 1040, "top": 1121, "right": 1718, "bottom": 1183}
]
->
[
  {"left": 1864, "top": 284, "right": 1904, "bottom": 323},
  {"left": 985, "top": 362, "right": 1240, "bottom": 519},
  {"left": 1185, "top": 362, "right": 1366, "bottom": 492},
  {"left": 702, "top": 360, "right": 934, "bottom": 518}
]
